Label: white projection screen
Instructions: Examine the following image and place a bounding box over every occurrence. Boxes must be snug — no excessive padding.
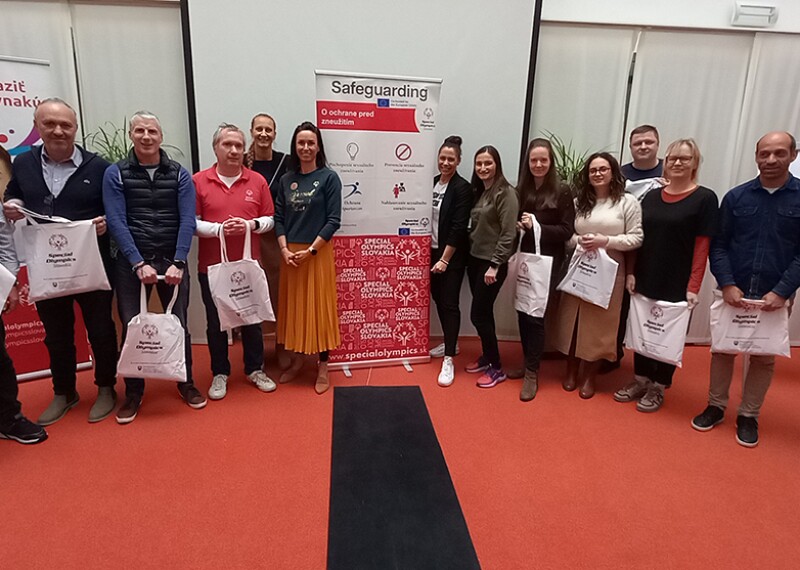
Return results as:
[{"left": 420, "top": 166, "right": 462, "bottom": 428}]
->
[{"left": 186, "top": 0, "right": 535, "bottom": 179}]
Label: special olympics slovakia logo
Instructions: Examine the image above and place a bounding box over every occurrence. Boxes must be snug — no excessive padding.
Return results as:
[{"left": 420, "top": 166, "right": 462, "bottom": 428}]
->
[
  {"left": 650, "top": 305, "right": 664, "bottom": 320},
  {"left": 230, "top": 271, "right": 246, "bottom": 285},
  {"left": 49, "top": 234, "right": 68, "bottom": 250},
  {"left": 521, "top": 263, "right": 529, "bottom": 275},
  {"left": 142, "top": 324, "right": 159, "bottom": 339},
  {"left": 584, "top": 250, "right": 598, "bottom": 262}
]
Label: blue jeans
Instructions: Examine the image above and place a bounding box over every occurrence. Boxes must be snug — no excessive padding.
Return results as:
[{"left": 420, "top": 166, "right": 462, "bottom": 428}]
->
[
  {"left": 197, "top": 272, "right": 264, "bottom": 376},
  {"left": 115, "top": 256, "right": 194, "bottom": 399}
]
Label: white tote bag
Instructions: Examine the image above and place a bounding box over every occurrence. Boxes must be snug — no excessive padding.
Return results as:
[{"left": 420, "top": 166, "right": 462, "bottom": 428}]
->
[
  {"left": 709, "top": 291, "right": 790, "bottom": 357},
  {"left": 508, "top": 220, "right": 553, "bottom": 318},
  {"left": 18, "top": 207, "right": 110, "bottom": 302},
  {"left": 0, "top": 263, "right": 16, "bottom": 309},
  {"left": 117, "top": 281, "right": 187, "bottom": 382},
  {"left": 207, "top": 226, "right": 275, "bottom": 331},
  {"left": 624, "top": 293, "right": 691, "bottom": 367},
  {"left": 556, "top": 245, "right": 619, "bottom": 309}
]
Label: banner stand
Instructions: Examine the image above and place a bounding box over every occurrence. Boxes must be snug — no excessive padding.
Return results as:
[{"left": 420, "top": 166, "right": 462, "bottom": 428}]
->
[{"left": 315, "top": 70, "right": 442, "bottom": 371}]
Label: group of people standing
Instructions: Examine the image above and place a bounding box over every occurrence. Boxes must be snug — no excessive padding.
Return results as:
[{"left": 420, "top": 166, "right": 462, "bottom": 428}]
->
[
  {"left": 0, "top": 98, "right": 797, "bottom": 451},
  {"left": 0, "top": 98, "right": 342, "bottom": 443},
  {"left": 428, "top": 125, "right": 799, "bottom": 447}
]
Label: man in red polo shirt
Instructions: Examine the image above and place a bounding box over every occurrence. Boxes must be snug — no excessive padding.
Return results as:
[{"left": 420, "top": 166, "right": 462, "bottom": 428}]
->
[{"left": 194, "top": 123, "right": 275, "bottom": 400}]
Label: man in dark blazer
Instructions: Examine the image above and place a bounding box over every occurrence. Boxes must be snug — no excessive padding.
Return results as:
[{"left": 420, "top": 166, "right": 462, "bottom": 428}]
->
[{"left": 3, "top": 98, "right": 118, "bottom": 425}]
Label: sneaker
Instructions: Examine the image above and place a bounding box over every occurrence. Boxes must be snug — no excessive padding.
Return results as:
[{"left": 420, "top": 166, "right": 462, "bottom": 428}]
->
[
  {"left": 430, "top": 342, "right": 459, "bottom": 358},
  {"left": 465, "top": 356, "right": 490, "bottom": 374},
  {"left": 37, "top": 392, "right": 80, "bottom": 426},
  {"left": 116, "top": 397, "right": 141, "bottom": 425},
  {"left": 636, "top": 382, "right": 665, "bottom": 413},
  {"left": 179, "top": 385, "right": 208, "bottom": 409},
  {"left": 477, "top": 366, "right": 507, "bottom": 388},
  {"left": 208, "top": 374, "right": 228, "bottom": 400},
  {"left": 248, "top": 370, "right": 277, "bottom": 393},
  {"left": 736, "top": 415, "right": 759, "bottom": 448},
  {"left": 613, "top": 377, "right": 650, "bottom": 403},
  {"left": 438, "top": 356, "right": 455, "bottom": 387},
  {"left": 691, "top": 405, "right": 724, "bottom": 432},
  {"left": 0, "top": 415, "right": 48, "bottom": 444}
]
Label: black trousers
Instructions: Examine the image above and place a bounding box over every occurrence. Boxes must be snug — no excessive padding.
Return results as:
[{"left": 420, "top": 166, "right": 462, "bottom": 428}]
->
[
  {"left": 35, "top": 290, "right": 118, "bottom": 396},
  {"left": 467, "top": 256, "right": 508, "bottom": 368},
  {"left": 634, "top": 352, "right": 677, "bottom": 387},
  {"left": 198, "top": 272, "right": 264, "bottom": 376},
  {"left": 0, "top": 315, "right": 22, "bottom": 427},
  {"left": 430, "top": 252, "right": 465, "bottom": 357},
  {"left": 115, "top": 257, "right": 194, "bottom": 399},
  {"left": 613, "top": 289, "right": 631, "bottom": 361},
  {"left": 517, "top": 312, "right": 545, "bottom": 373}
]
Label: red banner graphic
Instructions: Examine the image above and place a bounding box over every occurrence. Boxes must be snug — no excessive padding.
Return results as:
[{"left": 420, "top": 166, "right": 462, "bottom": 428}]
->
[
  {"left": 4, "top": 266, "right": 92, "bottom": 380},
  {"left": 330, "top": 235, "right": 430, "bottom": 364},
  {"left": 316, "top": 101, "right": 419, "bottom": 133}
]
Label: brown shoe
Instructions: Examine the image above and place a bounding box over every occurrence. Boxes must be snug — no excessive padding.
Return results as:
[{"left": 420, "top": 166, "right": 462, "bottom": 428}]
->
[
  {"left": 315, "top": 362, "right": 330, "bottom": 394},
  {"left": 563, "top": 356, "right": 579, "bottom": 392},
  {"left": 579, "top": 361, "right": 600, "bottom": 399},
  {"left": 520, "top": 370, "right": 538, "bottom": 402}
]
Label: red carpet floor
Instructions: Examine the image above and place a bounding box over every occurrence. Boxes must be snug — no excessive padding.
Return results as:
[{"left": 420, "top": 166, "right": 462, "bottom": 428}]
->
[{"left": 2, "top": 339, "right": 800, "bottom": 569}]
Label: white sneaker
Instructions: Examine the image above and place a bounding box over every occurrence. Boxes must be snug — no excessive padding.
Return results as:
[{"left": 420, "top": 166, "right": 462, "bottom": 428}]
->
[
  {"left": 248, "top": 370, "right": 277, "bottom": 393},
  {"left": 430, "top": 342, "right": 459, "bottom": 358},
  {"left": 208, "top": 374, "right": 228, "bottom": 400},
  {"left": 438, "top": 356, "right": 455, "bottom": 387}
]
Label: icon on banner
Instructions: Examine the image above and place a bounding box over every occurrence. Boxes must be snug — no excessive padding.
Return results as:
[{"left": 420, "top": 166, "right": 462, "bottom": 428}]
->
[
  {"left": 395, "top": 240, "right": 422, "bottom": 264},
  {"left": 377, "top": 99, "right": 390, "bottom": 108},
  {"left": 346, "top": 142, "right": 359, "bottom": 160},
  {"left": 0, "top": 128, "right": 14, "bottom": 145},
  {"left": 393, "top": 322, "right": 417, "bottom": 346},
  {"left": 392, "top": 182, "right": 406, "bottom": 198},
  {"left": 343, "top": 182, "right": 361, "bottom": 200},
  {"left": 394, "top": 283, "right": 420, "bottom": 307},
  {"left": 423, "top": 107, "right": 434, "bottom": 120},
  {"left": 420, "top": 217, "right": 429, "bottom": 228},
  {"left": 395, "top": 143, "right": 412, "bottom": 162}
]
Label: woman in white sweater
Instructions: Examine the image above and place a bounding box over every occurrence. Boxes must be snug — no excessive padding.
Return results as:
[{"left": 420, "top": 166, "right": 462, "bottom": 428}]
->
[{"left": 553, "top": 152, "right": 643, "bottom": 398}]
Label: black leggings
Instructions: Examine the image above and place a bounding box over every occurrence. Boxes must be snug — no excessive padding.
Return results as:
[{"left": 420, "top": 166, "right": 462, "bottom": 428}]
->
[
  {"left": 430, "top": 256, "right": 466, "bottom": 357},
  {"left": 467, "top": 256, "right": 508, "bottom": 368}
]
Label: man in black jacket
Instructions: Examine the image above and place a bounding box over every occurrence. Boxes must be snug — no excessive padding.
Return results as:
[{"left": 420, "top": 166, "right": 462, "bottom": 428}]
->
[
  {"left": 3, "top": 98, "right": 118, "bottom": 425},
  {"left": 103, "top": 111, "right": 204, "bottom": 424}
]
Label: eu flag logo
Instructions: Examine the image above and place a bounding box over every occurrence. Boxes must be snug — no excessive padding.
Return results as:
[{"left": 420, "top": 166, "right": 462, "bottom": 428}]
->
[
  {"left": 377, "top": 99, "right": 390, "bottom": 107},
  {"left": 398, "top": 228, "right": 410, "bottom": 236}
]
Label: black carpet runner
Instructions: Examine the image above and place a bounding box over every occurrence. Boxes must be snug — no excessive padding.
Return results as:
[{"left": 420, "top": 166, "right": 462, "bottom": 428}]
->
[{"left": 327, "top": 386, "right": 480, "bottom": 570}]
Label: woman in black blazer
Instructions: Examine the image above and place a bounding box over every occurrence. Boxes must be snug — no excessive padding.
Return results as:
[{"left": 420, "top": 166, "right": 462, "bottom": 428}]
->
[{"left": 430, "top": 135, "right": 474, "bottom": 387}]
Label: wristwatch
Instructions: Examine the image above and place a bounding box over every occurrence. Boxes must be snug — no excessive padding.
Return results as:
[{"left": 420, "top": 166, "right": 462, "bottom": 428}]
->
[
  {"left": 172, "top": 260, "right": 187, "bottom": 270},
  {"left": 308, "top": 246, "right": 318, "bottom": 256}
]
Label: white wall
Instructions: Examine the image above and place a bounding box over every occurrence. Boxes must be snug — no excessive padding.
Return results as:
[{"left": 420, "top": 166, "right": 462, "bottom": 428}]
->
[
  {"left": 0, "top": 1, "right": 79, "bottom": 118},
  {"left": 543, "top": 0, "right": 800, "bottom": 34},
  {"left": 187, "top": 0, "right": 536, "bottom": 340}
]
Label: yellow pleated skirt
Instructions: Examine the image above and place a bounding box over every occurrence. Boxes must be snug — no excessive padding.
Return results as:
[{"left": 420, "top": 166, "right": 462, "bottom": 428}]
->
[{"left": 277, "top": 243, "right": 341, "bottom": 354}]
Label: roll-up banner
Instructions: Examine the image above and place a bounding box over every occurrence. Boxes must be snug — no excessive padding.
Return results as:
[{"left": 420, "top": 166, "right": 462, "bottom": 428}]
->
[
  {"left": 315, "top": 70, "right": 441, "bottom": 370},
  {"left": 1, "top": 55, "right": 92, "bottom": 379},
  {"left": 0, "top": 55, "right": 51, "bottom": 156}
]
